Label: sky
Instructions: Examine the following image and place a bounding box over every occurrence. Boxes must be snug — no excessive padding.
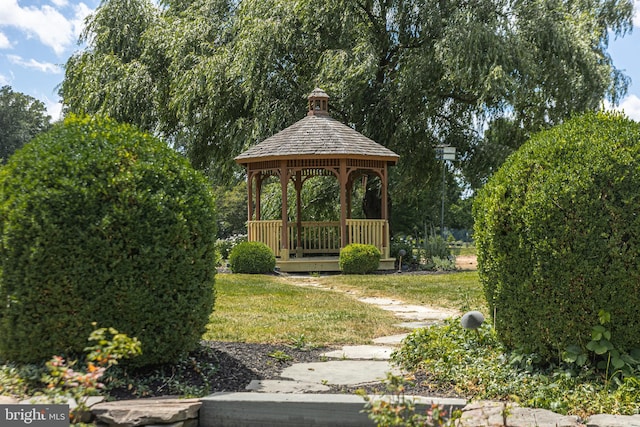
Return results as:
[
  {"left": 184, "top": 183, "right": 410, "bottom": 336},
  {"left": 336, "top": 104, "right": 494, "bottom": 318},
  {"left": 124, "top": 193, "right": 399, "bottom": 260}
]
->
[{"left": 1, "top": 0, "right": 639, "bottom": 122}]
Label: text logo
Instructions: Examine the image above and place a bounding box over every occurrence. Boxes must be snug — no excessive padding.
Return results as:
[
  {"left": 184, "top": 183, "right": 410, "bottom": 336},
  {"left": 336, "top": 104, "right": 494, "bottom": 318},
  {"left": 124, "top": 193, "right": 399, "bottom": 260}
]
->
[{"left": 1, "top": 405, "right": 68, "bottom": 426}]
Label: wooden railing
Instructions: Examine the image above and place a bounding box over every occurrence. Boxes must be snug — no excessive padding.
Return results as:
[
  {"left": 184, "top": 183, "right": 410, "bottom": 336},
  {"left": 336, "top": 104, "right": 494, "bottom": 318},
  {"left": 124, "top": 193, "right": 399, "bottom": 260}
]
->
[
  {"left": 248, "top": 220, "right": 282, "bottom": 257},
  {"left": 289, "top": 221, "right": 341, "bottom": 254},
  {"left": 346, "top": 219, "right": 387, "bottom": 255},
  {"left": 248, "top": 219, "right": 389, "bottom": 258}
]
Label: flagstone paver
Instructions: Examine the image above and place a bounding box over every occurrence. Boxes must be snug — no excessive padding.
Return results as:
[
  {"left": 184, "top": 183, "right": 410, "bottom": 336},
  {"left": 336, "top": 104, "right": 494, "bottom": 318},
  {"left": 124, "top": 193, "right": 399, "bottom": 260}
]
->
[
  {"left": 280, "top": 360, "right": 400, "bottom": 386},
  {"left": 321, "top": 345, "right": 395, "bottom": 360},
  {"left": 245, "top": 275, "right": 457, "bottom": 393}
]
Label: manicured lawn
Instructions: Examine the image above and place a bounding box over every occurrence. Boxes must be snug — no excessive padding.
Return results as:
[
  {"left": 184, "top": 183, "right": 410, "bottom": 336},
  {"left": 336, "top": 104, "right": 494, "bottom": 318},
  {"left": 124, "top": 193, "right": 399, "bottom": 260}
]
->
[
  {"left": 205, "top": 274, "right": 407, "bottom": 345},
  {"left": 205, "top": 271, "right": 483, "bottom": 345},
  {"left": 319, "top": 271, "right": 484, "bottom": 313}
]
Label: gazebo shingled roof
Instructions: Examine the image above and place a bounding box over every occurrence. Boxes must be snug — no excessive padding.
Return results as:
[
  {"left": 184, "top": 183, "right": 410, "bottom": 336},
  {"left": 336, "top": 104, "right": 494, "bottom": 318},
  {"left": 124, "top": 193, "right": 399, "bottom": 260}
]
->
[{"left": 234, "top": 89, "right": 399, "bottom": 164}]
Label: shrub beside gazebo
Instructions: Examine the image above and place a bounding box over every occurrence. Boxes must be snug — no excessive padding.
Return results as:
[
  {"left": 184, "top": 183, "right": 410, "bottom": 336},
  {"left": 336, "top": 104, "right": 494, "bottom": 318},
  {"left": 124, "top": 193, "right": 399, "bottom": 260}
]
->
[{"left": 235, "top": 89, "right": 399, "bottom": 272}]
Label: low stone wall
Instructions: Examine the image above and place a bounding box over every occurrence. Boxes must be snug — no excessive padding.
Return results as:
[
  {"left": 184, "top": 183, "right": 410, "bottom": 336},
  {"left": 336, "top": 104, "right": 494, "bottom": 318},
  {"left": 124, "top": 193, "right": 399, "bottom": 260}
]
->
[
  {"left": 90, "top": 398, "right": 200, "bottom": 427},
  {"left": 87, "top": 395, "right": 640, "bottom": 427},
  {"left": 5, "top": 394, "right": 640, "bottom": 426}
]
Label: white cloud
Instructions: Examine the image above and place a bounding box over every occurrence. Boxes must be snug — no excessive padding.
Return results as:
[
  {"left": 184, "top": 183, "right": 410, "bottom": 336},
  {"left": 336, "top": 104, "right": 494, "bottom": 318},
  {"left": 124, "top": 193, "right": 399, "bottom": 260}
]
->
[
  {"left": 0, "top": 32, "right": 11, "bottom": 49},
  {"left": 0, "top": 0, "right": 93, "bottom": 56},
  {"left": 635, "top": 1, "right": 640, "bottom": 28},
  {"left": 0, "top": 74, "right": 10, "bottom": 86},
  {"left": 44, "top": 98, "right": 63, "bottom": 122},
  {"left": 608, "top": 94, "right": 640, "bottom": 122},
  {"left": 70, "top": 3, "right": 93, "bottom": 40},
  {"left": 51, "top": 0, "right": 70, "bottom": 7},
  {"left": 7, "top": 54, "right": 62, "bottom": 74}
]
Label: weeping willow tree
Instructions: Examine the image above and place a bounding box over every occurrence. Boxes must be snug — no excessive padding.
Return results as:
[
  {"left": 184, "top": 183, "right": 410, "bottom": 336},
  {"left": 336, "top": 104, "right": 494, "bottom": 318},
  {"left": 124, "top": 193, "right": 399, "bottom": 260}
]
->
[{"left": 61, "top": 0, "right": 634, "bottom": 231}]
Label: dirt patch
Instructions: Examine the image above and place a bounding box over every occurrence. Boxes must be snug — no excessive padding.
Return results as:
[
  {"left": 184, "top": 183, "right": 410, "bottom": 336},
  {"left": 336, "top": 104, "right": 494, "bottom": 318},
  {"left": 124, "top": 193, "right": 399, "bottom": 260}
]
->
[{"left": 455, "top": 255, "right": 477, "bottom": 270}]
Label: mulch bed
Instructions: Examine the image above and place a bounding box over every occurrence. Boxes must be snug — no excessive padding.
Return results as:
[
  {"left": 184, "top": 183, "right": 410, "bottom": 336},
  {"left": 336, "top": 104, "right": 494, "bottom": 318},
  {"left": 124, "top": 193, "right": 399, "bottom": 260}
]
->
[{"left": 107, "top": 341, "right": 461, "bottom": 400}]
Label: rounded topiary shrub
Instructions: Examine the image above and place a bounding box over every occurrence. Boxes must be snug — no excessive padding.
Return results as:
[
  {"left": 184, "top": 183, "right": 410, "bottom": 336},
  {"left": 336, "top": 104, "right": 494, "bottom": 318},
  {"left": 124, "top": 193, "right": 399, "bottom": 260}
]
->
[
  {"left": 0, "top": 115, "right": 217, "bottom": 366},
  {"left": 473, "top": 112, "right": 640, "bottom": 363},
  {"left": 339, "top": 243, "right": 381, "bottom": 274},
  {"left": 229, "top": 241, "right": 275, "bottom": 274}
]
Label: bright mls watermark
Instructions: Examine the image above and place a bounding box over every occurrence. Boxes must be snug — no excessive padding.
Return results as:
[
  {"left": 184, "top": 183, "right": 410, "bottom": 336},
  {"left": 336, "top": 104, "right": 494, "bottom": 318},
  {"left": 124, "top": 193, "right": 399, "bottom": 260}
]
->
[{"left": 1, "top": 405, "right": 68, "bottom": 426}]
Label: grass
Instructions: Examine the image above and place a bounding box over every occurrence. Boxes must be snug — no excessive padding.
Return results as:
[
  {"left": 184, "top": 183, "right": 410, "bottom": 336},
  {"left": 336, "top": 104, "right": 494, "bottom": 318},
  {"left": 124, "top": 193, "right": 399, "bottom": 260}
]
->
[
  {"left": 1, "top": 271, "right": 474, "bottom": 401},
  {"left": 205, "top": 274, "right": 408, "bottom": 345},
  {"left": 205, "top": 272, "right": 484, "bottom": 345},
  {"left": 451, "top": 245, "right": 476, "bottom": 256},
  {"left": 318, "top": 271, "right": 485, "bottom": 313}
]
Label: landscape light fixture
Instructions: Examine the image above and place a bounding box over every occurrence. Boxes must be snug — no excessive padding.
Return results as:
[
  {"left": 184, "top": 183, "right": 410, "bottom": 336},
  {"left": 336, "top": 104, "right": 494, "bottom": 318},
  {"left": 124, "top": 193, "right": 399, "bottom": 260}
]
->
[
  {"left": 398, "top": 249, "right": 406, "bottom": 273},
  {"left": 461, "top": 310, "right": 485, "bottom": 341},
  {"left": 435, "top": 145, "right": 456, "bottom": 238}
]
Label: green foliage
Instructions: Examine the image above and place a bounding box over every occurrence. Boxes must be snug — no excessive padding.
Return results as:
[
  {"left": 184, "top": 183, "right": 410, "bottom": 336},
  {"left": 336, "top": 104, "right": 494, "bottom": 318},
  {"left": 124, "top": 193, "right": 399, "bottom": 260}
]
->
[
  {"left": 0, "top": 115, "right": 217, "bottom": 367},
  {"left": 358, "top": 373, "right": 459, "bottom": 426},
  {"left": 393, "top": 319, "right": 640, "bottom": 417},
  {"left": 0, "top": 344, "right": 218, "bottom": 402},
  {"left": 268, "top": 350, "right": 292, "bottom": 362},
  {"left": 61, "top": 0, "right": 633, "bottom": 193},
  {"left": 41, "top": 326, "right": 141, "bottom": 423},
  {"left": 393, "top": 318, "right": 500, "bottom": 373},
  {"left": 0, "top": 85, "right": 51, "bottom": 163},
  {"left": 474, "top": 112, "right": 640, "bottom": 363},
  {"left": 83, "top": 325, "right": 143, "bottom": 368},
  {"left": 563, "top": 310, "right": 640, "bottom": 385},
  {"left": 101, "top": 345, "right": 219, "bottom": 398},
  {"left": 339, "top": 244, "right": 381, "bottom": 274},
  {"left": 423, "top": 235, "right": 450, "bottom": 260},
  {"left": 390, "top": 235, "right": 414, "bottom": 261},
  {"left": 390, "top": 234, "right": 455, "bottom": 271},
  {"left": 228, "top": 241, "right": 275, "bottom": 274},
  {"left": 214, "top": 180, "right": 248, "bottom": 238},
  {"left": 215, "top": 234, "right": 248, "bottom": 260},
  {"left": 390, "top": 235, "right": 419, "bottom": 270},
  {"left": 430, "top": 256, "right": 457, "bottom": 272},
  {"left": 286, "top": 333, "right": 316, "bottom": 351}
]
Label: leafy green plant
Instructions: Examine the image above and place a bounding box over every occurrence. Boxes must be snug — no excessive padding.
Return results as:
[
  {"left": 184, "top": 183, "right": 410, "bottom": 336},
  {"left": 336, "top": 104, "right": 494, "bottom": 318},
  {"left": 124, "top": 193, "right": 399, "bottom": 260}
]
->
[
  {"left": 474, "top": 112, "right": 640, "bottom": 363},
  {"left": 228, "top": 241, "right": 276, "bottom": 274},
  {"left": 431, "top": 256, "right": 457, "bottom": 271},
  {"left": 0, "top": 115, "right": 217, "bottom": 367},
  {"left": 564, "top": 310, "right": 640, "bottom": 384},
  {"left": 286, "top": 333, "right": 316, "bottom": 351},
  {"left": 268, "top": 350, "right": 292, "bottom": 362},
  {"left": 393, "top": 317, "right": 640, "bottom": 418},
  {"left": 215, "top": 234, "right": 248, "bottom": 260},
  {"left": 100, "top": 346, "right": 219, "bottom": 398},
  {"left": 391, "top": 235, "right": 414, "bottom": 260},
  {"left": 358, "top": 373, "right": 459, "bottom": 426},
  {"left": 40, "top": 326, "right": 141, "bottom": 424},
  {"left": 423, "top": 235, "right": 450, "bottom": 260},
  {"left": 339, "top": 243, "right": 381, "bottom": 274}
]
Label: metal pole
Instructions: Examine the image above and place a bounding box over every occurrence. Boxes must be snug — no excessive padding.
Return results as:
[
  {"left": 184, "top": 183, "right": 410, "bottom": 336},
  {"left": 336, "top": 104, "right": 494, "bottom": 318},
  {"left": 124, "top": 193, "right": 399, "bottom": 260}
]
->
[{"left": 441, "top": 159, "right": 445, "bottom": 238}]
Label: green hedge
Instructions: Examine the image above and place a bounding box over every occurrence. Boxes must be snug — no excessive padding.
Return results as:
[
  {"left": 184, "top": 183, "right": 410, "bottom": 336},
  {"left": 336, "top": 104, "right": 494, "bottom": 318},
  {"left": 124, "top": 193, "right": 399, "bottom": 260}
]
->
[
  {"left": 474, "top": 112, "right": 640, "bottom": 362},
  {"left": 0, "top": 115, "right": 217, "bottom": 366},
  {"left": 229, "top": 241, "right": 275, "bottom": 274},
  {"left": 339, "top": 244, "right": 381, "bottom": 274}
]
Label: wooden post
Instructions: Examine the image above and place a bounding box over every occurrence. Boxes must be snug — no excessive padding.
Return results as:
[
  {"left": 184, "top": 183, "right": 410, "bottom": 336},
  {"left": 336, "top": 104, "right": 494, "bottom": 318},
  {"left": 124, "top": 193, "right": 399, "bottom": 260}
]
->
[
  {"left": 280, "top": 160, "right": 289, "bottom": 260},
  {"left": 295, "top": 171, "right": 303, "bottom": 258},
  {"left": 381, "top": 165, "right": 390, "bottom": 258},
  {"left": 339, "top": 159, "right": 348, "bottom": 248},
  {"left": 247, "top": 171, "right": 255, "bottom": 241}
]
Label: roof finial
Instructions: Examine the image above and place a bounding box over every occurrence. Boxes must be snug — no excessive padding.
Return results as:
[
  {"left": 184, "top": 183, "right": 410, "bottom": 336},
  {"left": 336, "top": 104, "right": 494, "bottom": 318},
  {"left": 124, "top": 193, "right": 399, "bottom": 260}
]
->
[{"left": 307, "top": 88, "right": 329, "bottom": 116}]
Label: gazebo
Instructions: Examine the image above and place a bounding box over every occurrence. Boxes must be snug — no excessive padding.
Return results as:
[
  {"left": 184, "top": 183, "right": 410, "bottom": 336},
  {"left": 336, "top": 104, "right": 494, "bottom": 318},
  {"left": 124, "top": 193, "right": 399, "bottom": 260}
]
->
[{"left": 235, "top": 89, "right": 400, "bottom": 272}]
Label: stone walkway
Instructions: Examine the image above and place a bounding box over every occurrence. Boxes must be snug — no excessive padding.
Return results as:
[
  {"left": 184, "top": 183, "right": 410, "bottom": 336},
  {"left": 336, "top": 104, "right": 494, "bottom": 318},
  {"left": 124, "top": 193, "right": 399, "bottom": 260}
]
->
[
  {"left": 235, "top": 275, "right": 640, "bottom": 427},
  {"left": 246, "top": 275, "right": 459, "bottom": 393}
]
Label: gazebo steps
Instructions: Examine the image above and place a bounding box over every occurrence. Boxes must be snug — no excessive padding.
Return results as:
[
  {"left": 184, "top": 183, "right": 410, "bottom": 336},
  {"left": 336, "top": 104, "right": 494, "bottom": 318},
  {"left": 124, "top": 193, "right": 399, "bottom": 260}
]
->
[{"left": 276, "top": 257, "right": 395, "bottom": 273}]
